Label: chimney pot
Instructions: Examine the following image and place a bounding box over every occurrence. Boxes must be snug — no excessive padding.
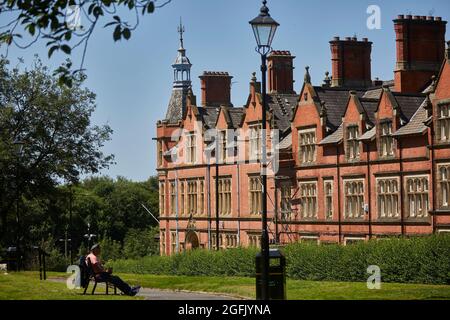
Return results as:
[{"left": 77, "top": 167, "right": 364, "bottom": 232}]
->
[
  {"left": 398, "top": 14, "right": 404, "bottom": 19},
  {"left": 436, "top": 17, "right": 442, "bottom": 21},
  {"left": 427, "top": 16, "right": 434, "bottom": 21},
  {"left": 413, "top": 15, "right": 420, "bottom": 20},
  {"left": 406, "top": 15, "right": 412, "bottom": 19}
]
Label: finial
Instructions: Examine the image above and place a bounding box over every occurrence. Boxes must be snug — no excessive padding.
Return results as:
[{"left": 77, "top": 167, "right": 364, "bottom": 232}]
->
[
  {"left": 260, "top": 0, "right": 269, "bottom": 16},
  {"left": 251, "top": 72, "right": 257, "bottom": 82},
  {"left": 177, "top": 17, "right": 185, "bottom": 49},
  {"left": 304, "top": 66, "right": 311, "bottom": 84},
  {"left": 323, "top": 71, "right": 331, "bottom": 87}
]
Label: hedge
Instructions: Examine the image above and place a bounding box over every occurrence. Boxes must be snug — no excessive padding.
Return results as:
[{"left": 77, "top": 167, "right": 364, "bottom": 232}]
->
[{"left": 108, "top": 234, "right": 450, "bottom": 284}]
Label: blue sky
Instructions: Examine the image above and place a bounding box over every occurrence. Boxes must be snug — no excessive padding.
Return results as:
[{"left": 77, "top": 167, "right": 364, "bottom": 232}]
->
[{"left": 2, "top": 0, "right": 450, "bottom": 181}]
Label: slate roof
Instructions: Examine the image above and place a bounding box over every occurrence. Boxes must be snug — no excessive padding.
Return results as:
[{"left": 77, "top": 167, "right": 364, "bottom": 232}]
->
[
  {"left": 393, "top": 100, "right": 428, "bottom": 136},
  {"left": 360, "top": 99, "right": 379, "bottom": 125},
  {"left": 392, "top": 93, "right": 426, "bottom": 120},
  {"left": 313, "top": 87, "right": 365, "bottom": 129},
  {"left": 165, "top": 88, "right": 189, "bottom": 124},
  {"left": 199, "top": 107, "right": 220, "bottom": 129},
  {"left": 268, "top": 93, "right": 299, "bottom": 132},
  {"left": 359, "top": 126, "right": 376, "bottom": 141},
  {"left": 319, "top": 124, "right": 343, "bottom": 145},
  {"left": 228, "top": 107, "right": 244, "bottom": 128},
  {"left": 279, "top": 132, "right": 292, "bottom": 150}
]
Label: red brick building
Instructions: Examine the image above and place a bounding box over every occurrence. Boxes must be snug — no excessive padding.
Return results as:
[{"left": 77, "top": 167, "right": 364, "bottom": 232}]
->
[{"left": 156, "top": 15, "right": 450, "bottom": 254}]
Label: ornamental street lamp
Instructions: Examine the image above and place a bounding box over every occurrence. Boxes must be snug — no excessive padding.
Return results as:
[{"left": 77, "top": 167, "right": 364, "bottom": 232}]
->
[{"left": 249, "top": 0, "right": 279, "bottom": 300}]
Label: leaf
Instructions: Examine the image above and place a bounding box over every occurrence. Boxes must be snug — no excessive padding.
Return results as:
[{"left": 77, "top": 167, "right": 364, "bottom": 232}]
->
[
  {"left": 48, "top": 45, "right": 59, "bottom": 58},
  {"left": 122, "top": 28, "right": 130, "bottom": 40},
  {"left": 61, "top": 45, "right": 71, "bottom": 55},
  {"left": 27, "top": 23, "right": 35, "bottom": 36},
  {"left": 104, "top": 21, "right": 117, "bottom": 28},
  {"left": 147, "top": 1, "right": 155, "bottom": 13},
  {"left": 113, "top": 25, "right": 121, "bottom": 41}
]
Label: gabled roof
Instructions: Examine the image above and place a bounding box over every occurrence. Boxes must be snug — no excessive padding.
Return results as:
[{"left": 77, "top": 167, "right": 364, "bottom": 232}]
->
[{"left": 360, "top": 98, "right": 379, "bottom": 125}]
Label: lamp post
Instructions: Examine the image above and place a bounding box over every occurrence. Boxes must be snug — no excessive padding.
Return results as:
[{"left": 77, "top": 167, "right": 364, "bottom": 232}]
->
[
  {"left": 13, "top": 140, "right": 25, "bottom": 271},
  {"left": 249, "top": 0, "right": 279, "bottom": 300}
]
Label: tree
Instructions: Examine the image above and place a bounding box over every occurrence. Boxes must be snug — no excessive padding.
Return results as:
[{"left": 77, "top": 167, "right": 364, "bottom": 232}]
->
[
  {"left": 0, "top": 56, "right": 114, "bottom": 247},
  {"left": 0, "top": 0, "right": 172, "bottom": 86}
]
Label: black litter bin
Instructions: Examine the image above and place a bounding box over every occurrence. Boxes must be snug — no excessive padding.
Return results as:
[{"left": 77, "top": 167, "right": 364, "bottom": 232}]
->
[{"left": 256, "top": 248, "right": 286, "bottom": 300}]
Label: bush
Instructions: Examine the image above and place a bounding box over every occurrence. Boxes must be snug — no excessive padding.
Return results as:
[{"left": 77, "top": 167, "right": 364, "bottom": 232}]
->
[
  {"left": 99, "top": 237, "right": 122, "bottom": 262},
  {"left": 122, "top": 227, "right": 159, "bottom": 259},
  {"left": 108, "top": 234, "right": 450, "bottom": 284}
]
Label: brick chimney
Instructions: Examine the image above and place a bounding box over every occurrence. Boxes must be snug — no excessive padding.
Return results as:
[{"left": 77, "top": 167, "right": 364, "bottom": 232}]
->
[
  {"left": 199, "top": 71, "right": 233, "bottom": 107},
  {"left": 394, "top": 15, "right": 447, "bottom": 93},
  {"left": 267, "top": 50, "right": 295, "bottom": 94},
  {"left": 329, "top": 36, "right": 372, "bottom": 88}
]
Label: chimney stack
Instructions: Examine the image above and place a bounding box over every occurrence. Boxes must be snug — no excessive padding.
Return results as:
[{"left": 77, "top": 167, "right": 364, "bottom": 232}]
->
[
  {"left": 267, "top": 50, "right": 295, "bottom": 94},
  {"left": 393, "top": 15, "right": 447, "bottom": 93},
  {"left": 329, "top": 36, "right": 372, "bottom": 88},
  {"left": 199, "top": 71, "right": 233, "bottom": 107}
]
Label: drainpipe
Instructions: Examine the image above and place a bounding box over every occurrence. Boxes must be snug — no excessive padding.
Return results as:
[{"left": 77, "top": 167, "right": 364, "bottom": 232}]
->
[
  {"left": 237, "top": 162, "right": 241, "bottom": 245},
  {"left": 336, "top": 144, "right": 342, "bottom": 244},
  {"left": 175, "top": 168, "right": 179, "bottom": 253},
  {"left": 366, "top": 141, "right": 372, "bottom": 239},
  {"left": 430, "top": 123, "right": 436, "bottom": 233},
  {"left": 399, "top": 139, "right": 405, "bottom": 236},
  {"left": 206, "top": 164, "right": 211, "bottom": 250}
]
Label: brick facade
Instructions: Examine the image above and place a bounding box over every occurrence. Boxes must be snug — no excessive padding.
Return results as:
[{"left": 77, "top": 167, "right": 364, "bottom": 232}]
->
[{"left": 156, "top": 16, "right": 450, "bottom": 255}]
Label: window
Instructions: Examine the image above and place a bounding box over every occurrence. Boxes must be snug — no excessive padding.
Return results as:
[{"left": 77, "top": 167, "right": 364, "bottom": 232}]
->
[
  {"left": 248, "top": 234, "right": 261, "bottom": 248},
  {"left": 344, "top": 237, "right": 365, "bottom": 245},
  {"left": 324, "top": 180, "right": 333, "bottom": 219},
  {"left": 199, "top": 180, "right": 205, "bottom": 215},
  {"left": 344, "top": 180, "right": 364, "bottom": 218},
  {"left": 438, "top": 104, "right": 450, "bottom": 142},
  {"left": 298, "top": 128, "right": 316, "bottom": 164},
  {"left": 187, "top": 180, "right": 198, "bottom": 215},
  {"left": 249, "top": 124, "right": 262, "bottom": 160},
  {"left": 299, "top": 182, "right": 317, "bottom": 219},
  {"left": 377, "top": 178, "right": 399, "bottom": 218},
  {"left": 300, "top": 236, "right": 319, "bottom": 244},
  {"left": 280, "top": 184, "right": 292, "bottom": 220},
  {"left": 439, "top": 165, "right": 450, "bottom": 208},
  {"left": 380, "top": 121, "right": 394, "bottom": 157},
  {"left": 406, "top": 176, "right": 429, "bottom": 218},
  {"left": 180, "top": 181, "right": 185, "bottom": 215},
  {"left": 186, "top": 133, "right": 196, "bottom": 163},
  {"left": 159, "top": 181, "right": 165, "bottom": 216},
  {"left": 225, "top": 234, "right": 238, "bottom": 248},
  {"left": 249, "top": 176, "right": 262, "bottom": 214},
  {"left": 171, "top": 231, "right": 177, "bottom": 254},
  {"left": 346, "top": 125, "right": 360, "bottom": 160},
  {"left": 157, "top": 140, "right": 163, "bottom": 166},
  {"left": 218, "top": 178, "right": 232, "bottom": 215},
  {"left": 170, "top": 181, "right": 176, "bottom": 215},
  {"left": 219, "top": 130, "right": 227, "bottom": 162},
  {"left": 160, "top": 230, "right": 166, "bottom": 255}
]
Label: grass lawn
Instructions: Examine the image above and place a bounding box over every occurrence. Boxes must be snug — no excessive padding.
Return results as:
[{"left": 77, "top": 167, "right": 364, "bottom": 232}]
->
[{"left": 1, "top": 272, "right": 449, "bottom": 300}]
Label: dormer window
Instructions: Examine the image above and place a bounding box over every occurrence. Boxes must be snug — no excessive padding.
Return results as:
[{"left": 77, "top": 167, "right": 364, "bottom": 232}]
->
[
  {"left": 380, "top": 121, "right": 394, "bottom": 157},
  {"left": 186, "top": 133, "right": 196, "bottom": 164},
  {"left": 298, "top": 128, "right": 316, "bottom": 164},
  {"left": 346, "top": 125, "right": 360, "bottom": 161},
  {"left": 438, "top": 104, "right": 450, "bottom": 142}
]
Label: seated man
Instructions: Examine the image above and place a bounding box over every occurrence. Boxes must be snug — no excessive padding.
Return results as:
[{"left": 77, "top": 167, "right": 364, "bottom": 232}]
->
[{"left": 86, "top": 244, "right": 140, "bottom": 296}]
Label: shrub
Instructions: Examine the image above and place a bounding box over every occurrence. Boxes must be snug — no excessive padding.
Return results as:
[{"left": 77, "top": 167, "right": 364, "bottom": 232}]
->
[{"left": 108, "top": 234, "right": 450, "bottom": 284}]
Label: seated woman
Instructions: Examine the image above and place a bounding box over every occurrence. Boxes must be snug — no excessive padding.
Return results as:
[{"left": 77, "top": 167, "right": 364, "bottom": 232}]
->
[{"left": 86, "top": 243, "right": 141, "bottom": 296}]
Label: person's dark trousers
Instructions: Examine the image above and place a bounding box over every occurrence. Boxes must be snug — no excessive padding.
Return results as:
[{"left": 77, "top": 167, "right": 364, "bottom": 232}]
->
[{"left": 97, "top": 272, "right": 132, "bottom": 295}]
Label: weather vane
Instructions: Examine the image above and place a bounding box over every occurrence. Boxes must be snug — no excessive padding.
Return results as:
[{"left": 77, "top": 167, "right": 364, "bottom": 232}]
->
[{"left": 177, "top": 17, "right": 185, "bottom": 48}]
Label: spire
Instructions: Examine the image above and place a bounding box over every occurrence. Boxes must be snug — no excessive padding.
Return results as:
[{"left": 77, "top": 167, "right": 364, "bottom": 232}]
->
[{"left": 304, "top": 66, "right": 311, "bottom": 84}]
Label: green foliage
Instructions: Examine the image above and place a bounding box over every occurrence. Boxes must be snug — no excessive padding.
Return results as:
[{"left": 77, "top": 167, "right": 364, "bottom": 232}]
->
[
  {"left": 122, "top": 227, "right": 159, "bottom": 259},
  {"left": 109, "top": 235, "right": 450, "bottom": 285},
  {"left": 0, "top": 0, "right": 172, "bottom": 86},
  {"left": 98, "top": 237, "right": 122, "bottom": 262}
]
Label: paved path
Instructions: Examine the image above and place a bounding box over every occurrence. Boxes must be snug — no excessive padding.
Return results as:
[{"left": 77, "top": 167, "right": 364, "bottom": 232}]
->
[{"left": 49, "top": 277, "right": 241, "bottom": 300}]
